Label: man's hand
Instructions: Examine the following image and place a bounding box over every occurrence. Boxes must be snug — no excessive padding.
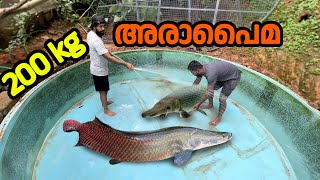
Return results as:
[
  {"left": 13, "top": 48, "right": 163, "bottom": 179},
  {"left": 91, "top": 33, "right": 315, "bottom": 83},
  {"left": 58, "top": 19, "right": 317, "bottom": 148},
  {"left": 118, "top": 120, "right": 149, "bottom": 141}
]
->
[
  {"left": 125, "top": 63, "right": 134, "bottom": 70},
  {"left": 200, "top": 104, "right": 213, "bottom": 109},
  {"left": 103, "top": 52, "right": 134, "bottom": 71},
  {"left": 193, "top": 103, "right": 201, "bottom": 110},
  {"left": 192, "top": 76, "right": 202, "bottom": 85}
]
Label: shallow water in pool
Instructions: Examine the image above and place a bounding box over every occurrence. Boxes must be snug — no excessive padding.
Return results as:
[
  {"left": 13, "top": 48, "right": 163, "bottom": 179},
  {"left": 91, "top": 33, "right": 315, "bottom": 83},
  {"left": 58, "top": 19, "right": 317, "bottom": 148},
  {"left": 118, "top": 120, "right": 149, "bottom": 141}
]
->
[{"left": 33, "top": 68, "right": 297, "bottom": 180}]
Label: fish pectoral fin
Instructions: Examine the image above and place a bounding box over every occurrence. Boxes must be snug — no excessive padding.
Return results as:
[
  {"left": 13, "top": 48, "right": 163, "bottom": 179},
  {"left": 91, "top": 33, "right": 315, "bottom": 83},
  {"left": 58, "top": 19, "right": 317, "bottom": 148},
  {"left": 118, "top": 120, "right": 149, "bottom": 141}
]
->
[
  {"left": 109, "top": 159, "right": 122, "bottom": 165},
  {"left": 159, "top": 114, "right": 167, "bottom": 118},
  {"left": 196, "top": 109, "right": 207, "bottom": 116},
  {"left": 179, "top": 111, "right": 191, "bottom": 118},
  {"left": 174, "top": 150, "right": 193, "bottom": 166}
]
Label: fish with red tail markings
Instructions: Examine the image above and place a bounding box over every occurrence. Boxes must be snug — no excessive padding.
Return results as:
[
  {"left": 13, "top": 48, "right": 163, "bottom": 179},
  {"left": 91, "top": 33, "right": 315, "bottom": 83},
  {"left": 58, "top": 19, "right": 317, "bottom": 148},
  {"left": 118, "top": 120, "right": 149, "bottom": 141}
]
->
[{"left": 63, "top": 117, "right": 232, "bottom": 166}]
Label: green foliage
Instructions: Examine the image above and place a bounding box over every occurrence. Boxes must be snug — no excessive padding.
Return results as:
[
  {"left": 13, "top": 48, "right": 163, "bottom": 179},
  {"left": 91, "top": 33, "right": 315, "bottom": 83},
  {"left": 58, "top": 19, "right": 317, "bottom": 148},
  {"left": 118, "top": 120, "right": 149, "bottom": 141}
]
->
[
  {"left": 4, "top": 0, "right": 95, "bottom": 51},
  {"left": 108, "top": 0, "right": 159, "bottom": 23},
  {"left": 108, "top": 5, "right": 131, "bottom": 22},
  {"left": 57, "top": 0, "right": 95, "bottom": 23},
  {"left": 313, "top": 67, "right": 320, "bottom": 75},
  {"left": 138, "top": 2, "right": 158, "bottom": 21},
  {"left": 268, "top": 0, "right": 320, "bottom": 55},
  {"left": 73, "top": 0, "right": 93, "bottom": 4},
  {"left": 306, "top": 58, "right": 319, "bottom": 66},
  {"left": 6, "top": 12, "right": 28, "bottom": 52},
  {"left": 57, "top": 0, "right": 79, "bottom": 22}
]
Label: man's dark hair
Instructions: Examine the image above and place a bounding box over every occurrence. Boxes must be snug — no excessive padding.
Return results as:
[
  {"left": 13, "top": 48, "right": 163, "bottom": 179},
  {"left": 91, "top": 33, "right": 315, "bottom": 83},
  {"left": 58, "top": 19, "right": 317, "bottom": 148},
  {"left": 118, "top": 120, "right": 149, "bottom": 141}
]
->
[
  {"left": 90, "top": 14, "right": 106, "bottom": 29},
  {"left": 187, "top": 60, "right": 203, "bottom": 71}
]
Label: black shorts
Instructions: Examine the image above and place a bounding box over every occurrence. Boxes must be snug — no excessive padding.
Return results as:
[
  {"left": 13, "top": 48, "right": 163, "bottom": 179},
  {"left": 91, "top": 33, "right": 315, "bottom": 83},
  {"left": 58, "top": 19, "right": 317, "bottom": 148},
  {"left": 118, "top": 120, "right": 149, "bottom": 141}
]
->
[
  {"left": 92, "top": 75, "right": 110, "bottom": 91},
  {"left": 215, "top": 77, "right": 240, "bottom": 97}
]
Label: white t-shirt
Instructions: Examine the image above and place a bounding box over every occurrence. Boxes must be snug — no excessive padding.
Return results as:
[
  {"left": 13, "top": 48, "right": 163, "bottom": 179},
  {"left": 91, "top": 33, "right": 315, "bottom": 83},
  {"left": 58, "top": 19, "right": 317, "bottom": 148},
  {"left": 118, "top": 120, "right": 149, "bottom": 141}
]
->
[{"left": 87, "top": 31, "right": 109, "bottom": 76}]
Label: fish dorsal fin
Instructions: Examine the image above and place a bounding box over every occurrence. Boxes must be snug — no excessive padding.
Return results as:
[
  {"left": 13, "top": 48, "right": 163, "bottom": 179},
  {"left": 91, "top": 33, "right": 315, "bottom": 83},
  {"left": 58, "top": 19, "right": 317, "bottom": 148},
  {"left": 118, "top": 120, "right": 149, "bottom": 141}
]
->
[
  {"left": 174, "top": 150, "right": 193, "bottom": 167},
  {"left": 94, "top": 116, "right": 103, "bottom": 123},
  {"left": 93, "top": 116, "right": 113, "bottom": 129},
  {"left": 120, "top": 126, "right": 189, "bottom": 136}
]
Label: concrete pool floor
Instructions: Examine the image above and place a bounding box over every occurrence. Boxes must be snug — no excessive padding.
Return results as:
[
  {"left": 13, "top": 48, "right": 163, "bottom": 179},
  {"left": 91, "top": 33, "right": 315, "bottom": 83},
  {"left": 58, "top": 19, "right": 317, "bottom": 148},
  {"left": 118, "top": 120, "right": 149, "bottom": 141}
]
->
[{"left": 33, "top": 77, "right": 296, "bottom": 180}]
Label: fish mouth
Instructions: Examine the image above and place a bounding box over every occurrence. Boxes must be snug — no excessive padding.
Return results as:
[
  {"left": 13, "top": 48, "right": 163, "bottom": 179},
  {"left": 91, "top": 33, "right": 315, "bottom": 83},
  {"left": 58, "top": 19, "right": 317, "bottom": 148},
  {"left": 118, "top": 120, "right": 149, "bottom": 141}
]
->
[
  {"left": 217, "top": 132, "right": 232, "bottom": 144},
  {"left": 222, "top": 132, "right": 232, "bottom": 141},
  {"left": 190, "top": 131, "right": 233, "bottom": 150},
  {"left": 210, "top": 132, "right": 232, "bottom": 144},
  {"left": 141, "top": 111, "right": 158, "bottom": 118},
  {"left": 209, "top": 132, "right": 232, "bottom": 146}
]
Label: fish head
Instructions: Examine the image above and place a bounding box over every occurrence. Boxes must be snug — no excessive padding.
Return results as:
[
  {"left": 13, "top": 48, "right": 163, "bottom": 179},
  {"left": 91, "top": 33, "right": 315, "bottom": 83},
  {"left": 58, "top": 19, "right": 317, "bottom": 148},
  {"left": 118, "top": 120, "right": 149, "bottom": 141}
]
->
[
  {"left": 63, "top": 120, "right": 81, "bottom": 132},
  {"left": 190, "top": 129, "right": 232, "bottom": 150},
  {"left": 141, "top": 97, "right": 181, "bottom": 118}
]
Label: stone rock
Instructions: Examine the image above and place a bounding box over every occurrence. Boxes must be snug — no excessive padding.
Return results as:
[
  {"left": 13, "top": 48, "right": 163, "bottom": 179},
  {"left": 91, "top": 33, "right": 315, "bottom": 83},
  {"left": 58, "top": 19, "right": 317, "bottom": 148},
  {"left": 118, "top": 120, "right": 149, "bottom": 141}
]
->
[
  {"left": 41, "top": 35, "right": 50, "bottom": 40},
  {"left": 0, "top": 91, "right": 12, "bottom": 115},
  {"left": 48, "top": 30, "right": 57, "bottom": 35}
]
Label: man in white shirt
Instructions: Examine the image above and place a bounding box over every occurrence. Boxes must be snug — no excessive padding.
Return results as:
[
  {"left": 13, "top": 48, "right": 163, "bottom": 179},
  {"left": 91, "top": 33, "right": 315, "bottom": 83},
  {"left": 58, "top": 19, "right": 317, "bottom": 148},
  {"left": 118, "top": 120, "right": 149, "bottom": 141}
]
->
[{"left": 87, "top": 14, "right": 134, "bottom": 116}]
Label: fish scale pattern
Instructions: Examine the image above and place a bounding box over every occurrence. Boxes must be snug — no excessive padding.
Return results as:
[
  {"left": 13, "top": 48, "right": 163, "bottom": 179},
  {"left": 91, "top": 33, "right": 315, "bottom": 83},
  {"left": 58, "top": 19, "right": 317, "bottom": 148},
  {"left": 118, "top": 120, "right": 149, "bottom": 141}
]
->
[
  {"left": 169, "top": 86, "right": 207, "bottom": 111},
  {"left": 76, "top": 119, "right": 185, "bottom": 162}
]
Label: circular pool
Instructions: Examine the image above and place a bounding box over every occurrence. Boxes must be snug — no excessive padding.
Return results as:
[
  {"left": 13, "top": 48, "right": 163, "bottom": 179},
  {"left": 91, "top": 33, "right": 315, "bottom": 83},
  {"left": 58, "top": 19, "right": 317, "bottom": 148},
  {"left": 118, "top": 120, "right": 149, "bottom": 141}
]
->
[{"left": 0, "top": 50, "right": 319, "bottom": 180}]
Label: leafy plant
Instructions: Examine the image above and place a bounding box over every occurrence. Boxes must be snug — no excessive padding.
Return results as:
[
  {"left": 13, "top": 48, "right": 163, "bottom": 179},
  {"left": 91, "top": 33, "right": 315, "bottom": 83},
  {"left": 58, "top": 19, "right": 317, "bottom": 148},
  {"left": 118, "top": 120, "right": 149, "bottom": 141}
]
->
[
  {"left": 108, "top": 0, "right": 159, "bottom": 23},
  {"left": 57, "top": 0, "right": 96, "bottom": 22},
  {"left": 108, "top": 4, "right": 132, "bottom": 22},
  {"left": 138, "top": 2, "right": 158, "bottom": 21},
  {"left": 6, "top": 12, "right": 28, "bottom": 52},
  {"left": 306, "top": 58, "right": 319, "bottom": 66},
  {"left": 57, "top": 0, "right": 80, "bottom": 22},
  {"left": 313, "top": 67, "right": 320, "bottom": 75},
  {"left": 268, "top": 0, "right": 320, "bottom": 55}
]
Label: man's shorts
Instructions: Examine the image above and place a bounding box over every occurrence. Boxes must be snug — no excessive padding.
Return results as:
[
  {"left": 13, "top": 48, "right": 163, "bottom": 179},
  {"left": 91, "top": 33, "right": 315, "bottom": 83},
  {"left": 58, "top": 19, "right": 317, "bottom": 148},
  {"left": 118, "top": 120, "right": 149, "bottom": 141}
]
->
[
  {"left": 92, "top": 75, "right": 110, "bottom": 91},
  {"left": 215, "top": 77, "right": 241, "bottom": 97}
]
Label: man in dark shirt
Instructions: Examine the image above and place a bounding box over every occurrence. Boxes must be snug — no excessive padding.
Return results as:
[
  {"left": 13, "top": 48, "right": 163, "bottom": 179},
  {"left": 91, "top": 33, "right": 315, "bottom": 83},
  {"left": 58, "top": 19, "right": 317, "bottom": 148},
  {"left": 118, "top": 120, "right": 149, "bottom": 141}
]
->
[{"left": 188, "top": 60, "right": 242, "bottom": 126}]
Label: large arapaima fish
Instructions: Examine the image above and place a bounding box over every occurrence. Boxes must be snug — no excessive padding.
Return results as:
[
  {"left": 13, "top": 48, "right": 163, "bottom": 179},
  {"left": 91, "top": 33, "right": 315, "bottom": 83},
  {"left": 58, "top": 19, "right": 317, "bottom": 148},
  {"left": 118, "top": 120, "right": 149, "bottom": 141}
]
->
[{"left": 63, "top": 117, "right": 232, "bottom": 166}]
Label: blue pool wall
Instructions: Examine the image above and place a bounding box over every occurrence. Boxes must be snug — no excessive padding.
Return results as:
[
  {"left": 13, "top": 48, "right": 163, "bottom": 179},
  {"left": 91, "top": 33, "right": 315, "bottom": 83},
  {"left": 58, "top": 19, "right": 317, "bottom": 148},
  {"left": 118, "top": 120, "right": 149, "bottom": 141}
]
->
[{"left": 0, "top": 50, "right": 319, "bottom": 180}]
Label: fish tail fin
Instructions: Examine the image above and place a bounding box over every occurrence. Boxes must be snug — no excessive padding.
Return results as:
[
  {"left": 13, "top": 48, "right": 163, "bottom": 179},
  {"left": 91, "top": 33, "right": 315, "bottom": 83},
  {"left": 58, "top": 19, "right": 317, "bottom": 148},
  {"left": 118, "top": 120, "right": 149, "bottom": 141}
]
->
[{"left": 196, "top": 109, "right": 207, "bottom": 116}]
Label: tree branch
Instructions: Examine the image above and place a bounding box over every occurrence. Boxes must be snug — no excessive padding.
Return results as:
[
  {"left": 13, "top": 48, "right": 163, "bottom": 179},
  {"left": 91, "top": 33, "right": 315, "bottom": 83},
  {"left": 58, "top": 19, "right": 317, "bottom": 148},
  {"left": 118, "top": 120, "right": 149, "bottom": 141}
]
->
[
  {"left": 0, "top": 0, "right": 54, "bottom": 19},
  {"left": 79, "top": 0, "right": 96, "bottom": 20},
  {"left": 0, "top": 0, "right": 30, "bottom": 18}
]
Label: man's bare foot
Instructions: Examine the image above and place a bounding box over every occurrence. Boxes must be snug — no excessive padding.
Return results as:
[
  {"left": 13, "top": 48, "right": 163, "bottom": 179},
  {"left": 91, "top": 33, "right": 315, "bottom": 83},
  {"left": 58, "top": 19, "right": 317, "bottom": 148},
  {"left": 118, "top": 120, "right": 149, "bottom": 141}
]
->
[
  {"left": 209, "top": 116, "right": 222, "bottom": 126},
  {"left": 107, "top": 101, "right": 114, "bottom": 105},
  {"left": 200, "top": 104, "right": 213, "bottom": 109},
  {"left": 104, "top": 108, "right": 116, "bottom": 116}
]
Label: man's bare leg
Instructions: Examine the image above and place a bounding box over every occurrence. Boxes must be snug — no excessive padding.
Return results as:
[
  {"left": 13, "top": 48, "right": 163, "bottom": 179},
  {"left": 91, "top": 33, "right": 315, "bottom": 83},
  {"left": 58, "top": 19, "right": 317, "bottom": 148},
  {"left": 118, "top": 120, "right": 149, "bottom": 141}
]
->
[
  {"left": 200, "top": 98, "right": 213, "bottom": 109},
  {"left": 99, "top": 91, "right": 116, "bottom": 116},
  {"left": 201, "top": 90, "right": 214, "bottom": 109},
  {"left": 209, "top": 94, "right": 227, "bottom": 126},
  {"left": 200, "top": 104, "right": 213, "bottom": 109}
]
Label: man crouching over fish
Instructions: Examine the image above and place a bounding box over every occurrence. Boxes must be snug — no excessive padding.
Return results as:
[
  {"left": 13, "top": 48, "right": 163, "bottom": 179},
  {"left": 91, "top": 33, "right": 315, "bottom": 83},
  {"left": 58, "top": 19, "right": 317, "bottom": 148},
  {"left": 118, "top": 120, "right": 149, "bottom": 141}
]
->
[{"left": 188, "top": 60, "right": 242, "bottom": 126}]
